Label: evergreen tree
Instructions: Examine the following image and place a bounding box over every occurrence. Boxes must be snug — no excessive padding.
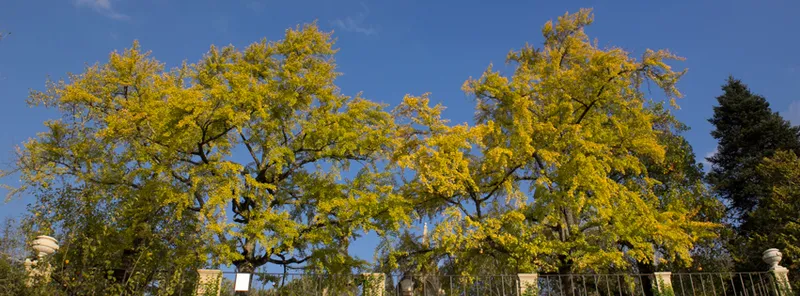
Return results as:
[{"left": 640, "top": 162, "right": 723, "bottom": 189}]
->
[
  {"left": 707, "top": 77, "right": 800, "bottom": 274},
  {"left": 707, "top": 77, "right": 800, "bottom": 226},
  {"left": 750, "top": 150, "right": 800, "bottom": 286}
]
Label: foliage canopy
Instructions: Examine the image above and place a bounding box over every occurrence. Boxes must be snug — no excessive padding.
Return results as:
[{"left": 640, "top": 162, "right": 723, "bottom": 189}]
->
[
  {"left": 5, "top": 10, "right": 724, "bottom": 287},
  {"left": 707, "top": 77, "right": 800, "bottom": 220},
  {"left": 8, "top": 23, "right": 408, "bottom": 274},
  {"left": 386, "top": 8, "right": 718, "bottom": 274}
]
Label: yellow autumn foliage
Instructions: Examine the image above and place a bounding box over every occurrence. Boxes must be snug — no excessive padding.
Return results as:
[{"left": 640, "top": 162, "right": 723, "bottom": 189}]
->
[
  {"left": 391, "top": 8, "right": 716, "bottom": 273},
  {"left": 10, "top": 23, "right": 409, "bottom": 273}
]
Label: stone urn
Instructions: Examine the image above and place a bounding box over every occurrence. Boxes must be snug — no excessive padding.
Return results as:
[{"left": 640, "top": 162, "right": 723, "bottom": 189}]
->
[
  {"left": 31, "top": 236, "right": 59, "bottom": 258},
  {"left": 25, "top": 236, "right": 59, "bottom": 288},
  {"left": 762, "top": 248, "right": 783, "bottom": 269},
  {"left": 400, "top": 278, "right": 413, "bottom": 296}
]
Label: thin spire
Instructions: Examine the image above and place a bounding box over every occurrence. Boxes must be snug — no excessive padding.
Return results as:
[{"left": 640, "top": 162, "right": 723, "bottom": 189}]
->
[{"left": 422, "top": 223, "right": 428, "bottom": 247}]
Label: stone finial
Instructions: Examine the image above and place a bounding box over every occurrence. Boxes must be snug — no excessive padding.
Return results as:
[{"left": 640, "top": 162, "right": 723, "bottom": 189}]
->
[
  {"left": 31, "top": 236, "right": 58, "bottom": 259},
  {"left": 763, "top": 249, "right": 792, "bottom": 295},
  {"left": 763, "top": 248, "right": 786, "bottom": 271},
  {"left": 25, "top": 235, "right": 59, "bottom": 287}
]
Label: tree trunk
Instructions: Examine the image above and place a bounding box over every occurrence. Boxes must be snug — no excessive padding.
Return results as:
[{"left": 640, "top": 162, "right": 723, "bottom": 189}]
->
[
  {"left": 558, "top": 256, "right": 576, "bottom": 296},
  {"left": 636, "top": 262, "right": 655, "bottom": 296}
]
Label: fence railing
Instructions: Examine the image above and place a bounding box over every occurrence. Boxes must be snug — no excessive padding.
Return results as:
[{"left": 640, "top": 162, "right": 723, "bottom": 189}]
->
[
  {"left": 231, "top": 273, "right": 366, "bottom": 295},
  {"left": 534, "top": 272, "right": 779, "bottom": 296},
  {"left": 671, "top": 272, "right": 777, "bottom": 296},
  {"left": 386, "top": 274, "right": 520, "bottom": 296},
  {"left": 537, "top": 274, "right": 652, "bottom": 296},
  {"left": 2, "top": 271, "right": 789, "bottom": 295},
  {"left": 219, "top": 273, "right": 521, "bottom": 296},
  {"left": 203, "top": 271, "right": 786, "bottom": 296}
]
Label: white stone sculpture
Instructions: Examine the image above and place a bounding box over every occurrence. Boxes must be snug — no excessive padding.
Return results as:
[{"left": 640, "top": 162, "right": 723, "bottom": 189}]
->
[
  {"left": 762, "top": 248, "right": 785, "bottom": 270},
  {"left": 25, "top": 235, "right": 59, "bottom": 287}
]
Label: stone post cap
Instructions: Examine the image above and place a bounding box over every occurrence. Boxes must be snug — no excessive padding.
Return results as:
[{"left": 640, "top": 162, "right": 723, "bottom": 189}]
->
[
  {"left": 198, "top": 269, "right": 223, "bottom": 275},
  {"left": 518, "top": 273, "right": 539, "bottom": 277}
]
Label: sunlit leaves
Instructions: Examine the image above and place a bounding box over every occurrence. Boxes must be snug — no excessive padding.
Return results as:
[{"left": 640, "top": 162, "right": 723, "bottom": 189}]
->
[
  {"left": 10, "top": 23, "right": 405, "bottom": 273},
  {"left": 390, "top": 8, "right": 714, "bottom": 274}
]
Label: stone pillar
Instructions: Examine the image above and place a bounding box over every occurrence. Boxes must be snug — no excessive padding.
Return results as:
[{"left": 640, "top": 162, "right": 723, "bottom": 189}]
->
[
  {"left": 653, "top": 272, "right": 674, "bottom": 295},
  {"left": 362, "top": 273, "right": 385, "bottom": 296},
  {"left": 763, "top": 248, "right": 792, "bottom": 296},
  {"left": 518, "top": 273, "right": 539, "bottom": 296},
  {"left": 770, "top": 268, "right": 792, "bottom": 296},
  {"left": 23, "top": 258, "right": 36, "bottom": 287},
  {"left": 196, "top": 269, "right": 223, "bottom": 296}
]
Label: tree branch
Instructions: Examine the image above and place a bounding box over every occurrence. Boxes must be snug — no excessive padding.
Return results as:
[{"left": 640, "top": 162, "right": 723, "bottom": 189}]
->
[
  {"left": 480, "top": 164, "right": 522, "bottom": 202},
  {"left": 239, "top": 131, "right": 261, "bottom": 168}
]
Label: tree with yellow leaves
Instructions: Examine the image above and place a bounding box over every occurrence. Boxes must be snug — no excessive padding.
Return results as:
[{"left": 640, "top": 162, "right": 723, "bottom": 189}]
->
[
  {"left": 7, "top": 23, "right": 409, "bottom": 277},
  {"left": 388, "top": 8, "right": 718, "bottom": 277}
]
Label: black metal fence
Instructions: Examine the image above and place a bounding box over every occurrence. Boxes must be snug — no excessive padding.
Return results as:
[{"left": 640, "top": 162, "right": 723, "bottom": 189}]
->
[
  {"left": 537, "top": 274, "right": 652, "bottom": 296},
  {"left": 385, "top": 274, "right": 520, "bottom": 296},
  {"left": 216, "top": 273, "right": 521, "bottom": 296},
  {"left": 534, "top": 272, "right": 780, "bottom": 296},
  {"left": 206, "top": 272, "right": 783, "bottom": 296},
  {"left": 671, "top": 272, "right": 777, "bottom": 296},
  {"left": 1, "top": 271, "right": 784, "bottom": 295}
]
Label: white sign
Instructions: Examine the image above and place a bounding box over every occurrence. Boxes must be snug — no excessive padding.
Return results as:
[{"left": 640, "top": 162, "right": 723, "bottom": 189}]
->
[{"left": 234, "top": 273, "right": 251, "bottom": 291}]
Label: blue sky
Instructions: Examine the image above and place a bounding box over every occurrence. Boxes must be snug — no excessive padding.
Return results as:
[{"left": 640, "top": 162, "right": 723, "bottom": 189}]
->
[{"left": 1, "top": 0, "right": 799, "bottom": 269}]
